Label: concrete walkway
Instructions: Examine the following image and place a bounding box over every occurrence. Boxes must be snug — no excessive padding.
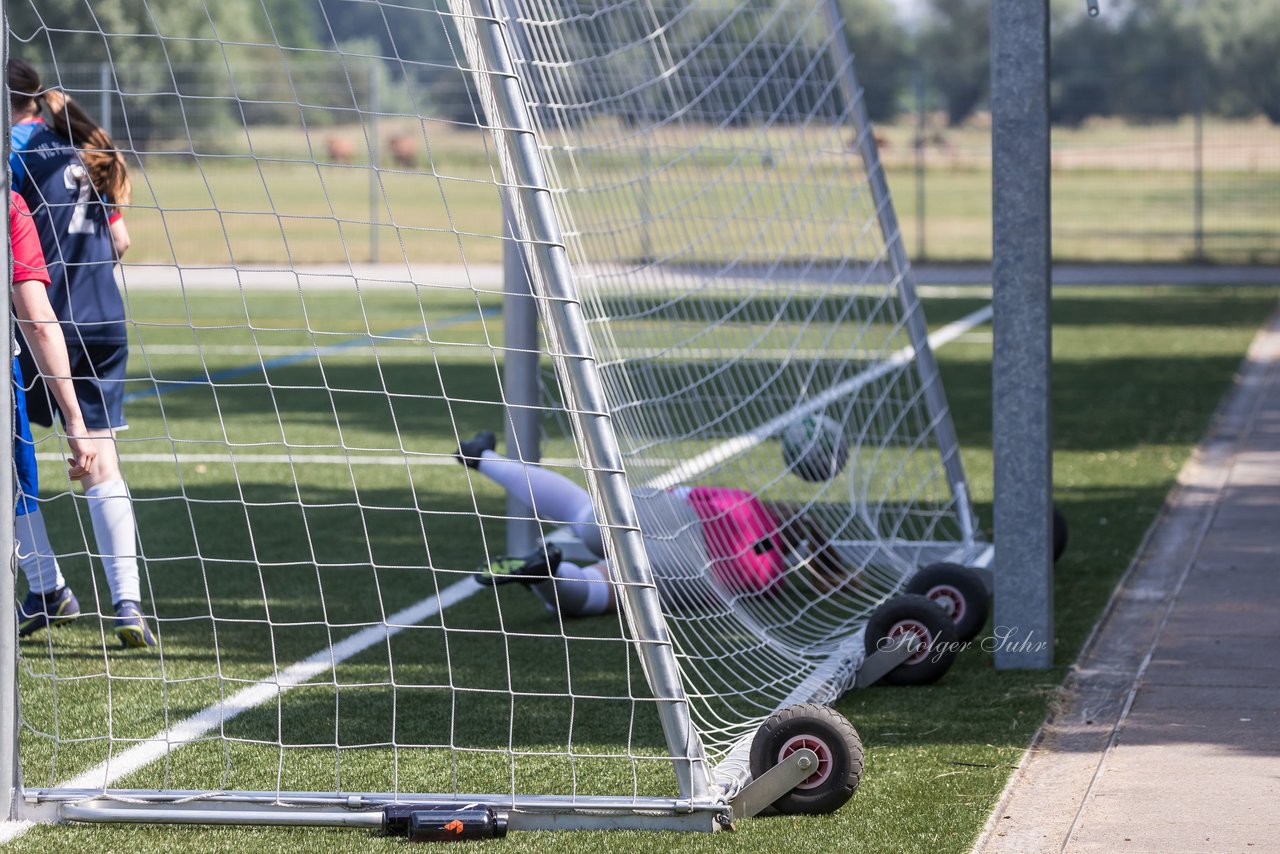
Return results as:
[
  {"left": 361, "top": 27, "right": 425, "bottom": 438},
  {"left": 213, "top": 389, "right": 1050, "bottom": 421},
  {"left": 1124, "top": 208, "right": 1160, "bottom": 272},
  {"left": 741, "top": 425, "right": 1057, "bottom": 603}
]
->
[{"left": 975, "top": 312, "right": 1280, "bottom": 854}]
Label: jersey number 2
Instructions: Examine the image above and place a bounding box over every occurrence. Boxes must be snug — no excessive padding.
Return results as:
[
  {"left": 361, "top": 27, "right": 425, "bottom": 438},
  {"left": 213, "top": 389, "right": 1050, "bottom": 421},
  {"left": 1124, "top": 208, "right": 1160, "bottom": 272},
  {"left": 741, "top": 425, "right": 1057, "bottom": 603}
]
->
[{"left": 63, "top": 163, "right": 96, "bottom": 235}]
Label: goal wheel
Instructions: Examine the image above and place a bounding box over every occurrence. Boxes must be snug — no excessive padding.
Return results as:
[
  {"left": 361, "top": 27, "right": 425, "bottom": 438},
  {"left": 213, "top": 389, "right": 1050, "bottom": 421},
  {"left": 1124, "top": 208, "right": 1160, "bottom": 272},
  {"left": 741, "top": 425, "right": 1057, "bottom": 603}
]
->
[
  {"left": 863, "top": 594, "right": 958, "bottom": 686},
  {"left": 1054, "top": 504, "right": 1069, "bottom": 563},
  {"left": 748, "top": 703, "right": 863, "bottom": 815},
  {"left": 904, "top": 563, "right": 990, "bottom": 643}
]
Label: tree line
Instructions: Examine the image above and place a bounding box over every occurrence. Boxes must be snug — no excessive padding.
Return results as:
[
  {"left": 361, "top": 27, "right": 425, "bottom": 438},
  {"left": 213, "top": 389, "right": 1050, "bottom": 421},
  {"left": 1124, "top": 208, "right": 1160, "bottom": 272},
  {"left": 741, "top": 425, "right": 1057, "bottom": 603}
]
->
[
  {"left": 6, "top": 0, "right": 1277, "bottom": 146},
  {"left": 854, "top": 0, "right": 1280, "bottom": 125}
]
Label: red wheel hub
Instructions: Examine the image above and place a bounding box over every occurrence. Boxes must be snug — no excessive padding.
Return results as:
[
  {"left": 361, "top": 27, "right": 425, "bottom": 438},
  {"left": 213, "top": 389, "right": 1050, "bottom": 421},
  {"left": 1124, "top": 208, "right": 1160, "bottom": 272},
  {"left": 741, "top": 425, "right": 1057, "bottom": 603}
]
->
[
  {"left": 926, "top": 583, "right": 966, "bottom": 622},
  {"left": 778, "top": 734, "right": 834, "bottom": 790},
  {"left": 887, "top": 619, "right": 933, "bottom": 666}
]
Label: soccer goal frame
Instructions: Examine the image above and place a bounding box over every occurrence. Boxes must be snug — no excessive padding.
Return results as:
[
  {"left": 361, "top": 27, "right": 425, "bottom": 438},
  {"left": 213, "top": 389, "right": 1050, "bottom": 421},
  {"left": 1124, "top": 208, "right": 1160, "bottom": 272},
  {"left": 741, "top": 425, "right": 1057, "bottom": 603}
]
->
[
  {"left": 1, "top": 0, "right": 719, "bottom": 832},
  {"left": 490, "top": 0, "right": 993, "bottom": 807},
  {"left": 2, "top": 0, "right": 990, "bottom": 835},
  {"left": 501, "top": 0, "right": 988, "bottom": 572}
]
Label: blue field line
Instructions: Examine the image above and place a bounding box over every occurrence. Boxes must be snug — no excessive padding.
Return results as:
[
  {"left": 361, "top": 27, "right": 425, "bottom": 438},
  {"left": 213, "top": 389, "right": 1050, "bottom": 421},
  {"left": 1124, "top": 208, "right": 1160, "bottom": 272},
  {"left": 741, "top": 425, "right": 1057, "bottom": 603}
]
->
[{"left": 123, "top": 306, "right": 501, "bottom": 403}]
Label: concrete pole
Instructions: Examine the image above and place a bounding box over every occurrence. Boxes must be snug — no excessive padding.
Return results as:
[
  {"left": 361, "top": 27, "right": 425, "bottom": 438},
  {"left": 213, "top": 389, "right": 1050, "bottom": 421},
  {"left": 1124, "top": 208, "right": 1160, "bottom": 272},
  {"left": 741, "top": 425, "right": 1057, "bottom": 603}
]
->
[
  {"left": 99, "top": 61, "right": 113, "bottom": 140},
  {"left": 496, "top": 2, "right": 543, "bottom": 557},
  {"left": 991, "top": 0, "right": 1054, "bottom": 669},
  {"left": 502, "top": 197, "right": 542, "bottom": 556}
]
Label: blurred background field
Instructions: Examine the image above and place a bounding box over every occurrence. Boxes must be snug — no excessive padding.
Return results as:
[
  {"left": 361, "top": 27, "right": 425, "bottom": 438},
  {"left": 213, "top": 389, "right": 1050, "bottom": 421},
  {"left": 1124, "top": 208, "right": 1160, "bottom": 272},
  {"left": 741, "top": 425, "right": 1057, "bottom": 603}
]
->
[
  {"left": 17, "top": 0, "right": 1278, "bottom": 268},
  {"left": 114, "top": 117, "right": 1280, "bottom": 267}
]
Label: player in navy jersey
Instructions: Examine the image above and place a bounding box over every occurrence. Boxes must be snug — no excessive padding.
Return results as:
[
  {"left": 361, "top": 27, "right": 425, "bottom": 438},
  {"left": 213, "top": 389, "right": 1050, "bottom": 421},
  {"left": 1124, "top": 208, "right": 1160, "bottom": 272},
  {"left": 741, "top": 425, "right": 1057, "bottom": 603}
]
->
[{"left": 9, "top": 58, "right": 152, "bottom": 647}]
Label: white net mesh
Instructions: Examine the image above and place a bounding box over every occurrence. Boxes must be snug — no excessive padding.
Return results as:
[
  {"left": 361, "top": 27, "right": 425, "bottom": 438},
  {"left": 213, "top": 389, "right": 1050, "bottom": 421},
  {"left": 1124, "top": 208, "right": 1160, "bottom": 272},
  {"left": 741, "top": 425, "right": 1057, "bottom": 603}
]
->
[
  {"left": 507, "top": 0, "right": 982, "bottom": 758},
  {"left": 5, "top": 0, "right": 980, "bottom": 818}
]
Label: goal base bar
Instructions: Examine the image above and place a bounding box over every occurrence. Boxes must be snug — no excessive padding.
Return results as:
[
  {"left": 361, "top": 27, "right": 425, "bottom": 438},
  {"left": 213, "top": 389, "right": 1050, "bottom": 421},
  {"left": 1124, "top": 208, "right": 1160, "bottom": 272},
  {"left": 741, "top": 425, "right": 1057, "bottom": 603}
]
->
[
  {"left": 25, "top": 789, "right": 727, "bottom": 833},
  {"left": 730, "top": 748, "right": 820, "bottom": 819}
]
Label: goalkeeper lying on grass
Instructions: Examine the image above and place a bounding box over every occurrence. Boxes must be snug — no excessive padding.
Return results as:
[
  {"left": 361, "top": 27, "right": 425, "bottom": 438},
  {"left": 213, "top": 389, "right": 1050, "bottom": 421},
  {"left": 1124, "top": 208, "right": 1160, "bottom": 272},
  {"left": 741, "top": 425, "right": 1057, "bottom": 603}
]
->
[{"left": 456, "top": 431, "right": 855, "bottom": 616}]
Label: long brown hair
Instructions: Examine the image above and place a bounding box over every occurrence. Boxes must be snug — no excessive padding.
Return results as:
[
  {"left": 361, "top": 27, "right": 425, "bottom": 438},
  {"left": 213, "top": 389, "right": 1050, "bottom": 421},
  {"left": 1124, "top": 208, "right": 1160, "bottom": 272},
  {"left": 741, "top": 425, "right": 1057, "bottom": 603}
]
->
[
  {"left": 767, "top": 501, "right": 859, "bottom": 593},
  {"left": 8, "top": 58, "right": 131, "bottom": 207}
]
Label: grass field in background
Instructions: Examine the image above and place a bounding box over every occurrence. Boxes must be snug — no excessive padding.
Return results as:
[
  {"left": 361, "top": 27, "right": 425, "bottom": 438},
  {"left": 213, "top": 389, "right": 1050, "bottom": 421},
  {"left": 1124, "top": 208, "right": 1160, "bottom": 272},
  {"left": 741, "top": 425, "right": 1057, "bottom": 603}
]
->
[
  {"left": 9, "top": 284, "right": 1275, "bottom": 853},
  {"left": 116, "top": 117, "right": 1280, "bottom": 267}
]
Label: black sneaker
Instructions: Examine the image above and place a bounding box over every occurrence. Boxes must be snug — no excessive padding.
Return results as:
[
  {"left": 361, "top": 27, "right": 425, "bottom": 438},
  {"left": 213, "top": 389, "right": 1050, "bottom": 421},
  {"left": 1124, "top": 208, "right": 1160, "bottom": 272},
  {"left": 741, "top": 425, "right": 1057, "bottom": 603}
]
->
[
  {"left": 456, "top": 431, "right": 497, "bottom": 468},
  {"left": 476, "top": 543, "right": 563, "bottom": 586}
]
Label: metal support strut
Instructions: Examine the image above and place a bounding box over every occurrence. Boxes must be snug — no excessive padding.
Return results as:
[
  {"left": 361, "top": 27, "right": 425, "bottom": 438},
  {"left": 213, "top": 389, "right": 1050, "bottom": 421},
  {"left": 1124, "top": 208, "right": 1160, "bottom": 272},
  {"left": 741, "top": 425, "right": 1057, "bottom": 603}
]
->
[
  {"left": 446, "top": 0, "right": 713, "bottom": 803},
  {"left": 819, "top": 0, "right": 980, "bottom": 545}
]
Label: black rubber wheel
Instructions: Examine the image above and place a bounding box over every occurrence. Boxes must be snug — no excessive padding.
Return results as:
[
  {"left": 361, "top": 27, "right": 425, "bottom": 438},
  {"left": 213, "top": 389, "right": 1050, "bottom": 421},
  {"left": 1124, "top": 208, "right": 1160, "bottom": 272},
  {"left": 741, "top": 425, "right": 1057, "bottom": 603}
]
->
[
  {"left": 1054, "top": 505, "right": 1068, "bottom": 563},
  {"left": 748, "top": 703, "right": 863, "bottom": 815},
  {"left": 904, "top": 563, "right": 990, "bottom": 644},
  {"left": 863, "top": 594, "right": 958, "bottom": 686}
]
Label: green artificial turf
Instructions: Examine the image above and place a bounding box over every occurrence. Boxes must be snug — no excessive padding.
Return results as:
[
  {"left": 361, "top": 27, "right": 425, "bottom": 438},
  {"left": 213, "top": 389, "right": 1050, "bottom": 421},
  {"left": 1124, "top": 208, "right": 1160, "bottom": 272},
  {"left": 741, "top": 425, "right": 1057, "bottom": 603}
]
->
[{"left": 7, "top": 285, "right": 1275, "bottom": 853}]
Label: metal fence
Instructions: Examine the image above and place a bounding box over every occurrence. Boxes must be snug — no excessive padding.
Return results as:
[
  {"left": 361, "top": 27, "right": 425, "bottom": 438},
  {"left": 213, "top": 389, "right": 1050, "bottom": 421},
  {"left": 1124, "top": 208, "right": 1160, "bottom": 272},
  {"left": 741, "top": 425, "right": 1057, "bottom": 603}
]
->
[{"left": 886, "top": 82, "right": 1280, "bottom": 264}]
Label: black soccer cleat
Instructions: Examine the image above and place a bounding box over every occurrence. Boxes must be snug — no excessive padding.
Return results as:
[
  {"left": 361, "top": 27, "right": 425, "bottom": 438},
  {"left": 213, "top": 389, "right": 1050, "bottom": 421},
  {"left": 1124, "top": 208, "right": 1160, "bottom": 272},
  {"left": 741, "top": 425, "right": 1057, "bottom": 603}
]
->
[
  {"left": 17, "top": 586, "right": 81, "bottom": 638},
  {"left": 476, "top": 543, "right": 563, "bottom": 586},
  {"left": 456, "top": 431, "right": 497, "bottom": 469}
]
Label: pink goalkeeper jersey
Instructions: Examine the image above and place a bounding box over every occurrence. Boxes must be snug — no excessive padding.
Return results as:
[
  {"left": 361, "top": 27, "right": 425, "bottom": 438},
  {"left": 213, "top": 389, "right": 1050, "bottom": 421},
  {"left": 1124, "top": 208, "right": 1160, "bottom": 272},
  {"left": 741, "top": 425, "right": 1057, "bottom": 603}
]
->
[{"left": 687, "top": 487, "right": 785, "bottom": 593}]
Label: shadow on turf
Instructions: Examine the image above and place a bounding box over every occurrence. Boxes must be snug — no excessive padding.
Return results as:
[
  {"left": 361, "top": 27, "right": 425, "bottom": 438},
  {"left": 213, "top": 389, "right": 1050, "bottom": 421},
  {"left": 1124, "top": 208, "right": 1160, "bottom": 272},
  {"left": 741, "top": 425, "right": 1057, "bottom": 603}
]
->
[
  {"left": 938, "top": 353, "right": 1250, "bottom": 452},
  {"left": 123, "top": 348, "right": 1255, "bottom": 460}
]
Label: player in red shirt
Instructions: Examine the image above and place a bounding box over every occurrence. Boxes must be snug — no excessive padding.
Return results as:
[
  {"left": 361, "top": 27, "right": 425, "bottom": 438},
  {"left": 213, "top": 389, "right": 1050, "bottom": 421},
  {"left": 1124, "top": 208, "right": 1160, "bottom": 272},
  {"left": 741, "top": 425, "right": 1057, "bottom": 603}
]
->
[
  {"left": 10, "top": 191, "right": 98, "bottom": 638},
  {"left": 10, "top": 57, "right": 152, "bottom": 647}
]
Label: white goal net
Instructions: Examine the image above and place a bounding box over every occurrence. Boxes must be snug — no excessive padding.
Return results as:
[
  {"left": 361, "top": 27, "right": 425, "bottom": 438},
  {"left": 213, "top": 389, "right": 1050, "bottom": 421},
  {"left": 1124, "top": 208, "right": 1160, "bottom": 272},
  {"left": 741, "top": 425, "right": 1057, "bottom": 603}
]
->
[
  {"left": 2, "top": 0, "right": 986, "bottom": 832},
  {"left": 507, "top": 0, "right": 987, "bottom": 761}
]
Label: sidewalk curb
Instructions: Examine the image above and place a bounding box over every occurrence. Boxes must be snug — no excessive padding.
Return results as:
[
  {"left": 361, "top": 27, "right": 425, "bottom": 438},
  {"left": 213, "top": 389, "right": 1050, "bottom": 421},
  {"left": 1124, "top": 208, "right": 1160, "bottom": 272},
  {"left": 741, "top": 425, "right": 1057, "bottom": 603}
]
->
[{"left": 970, "top": 307, "right": 1280, "bottom": 854}]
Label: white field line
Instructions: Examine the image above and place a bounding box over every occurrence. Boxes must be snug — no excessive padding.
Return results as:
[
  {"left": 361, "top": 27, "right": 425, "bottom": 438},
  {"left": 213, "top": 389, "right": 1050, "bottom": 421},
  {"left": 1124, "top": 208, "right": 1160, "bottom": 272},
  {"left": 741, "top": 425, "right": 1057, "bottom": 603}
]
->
[
  {"left": 0, "top": 821, "right": 34, "bottom": 843},
  {"left": 643, "top": 304, "right": 994, "bottom": 489},
  {"left": 7, "top": 304, "right": 993, "bottom": 836},
  {"left": 3, "top": 580, "right": 477, "bottom": 837},
  {"left": 916, "top": 284, "right": 993, "bottom": 299},
  {"left": 134, "top": 344, "right": 446, "bottom": 357},
  {"left": 34, "top": 452, "right": 581, "bottom": 468}
]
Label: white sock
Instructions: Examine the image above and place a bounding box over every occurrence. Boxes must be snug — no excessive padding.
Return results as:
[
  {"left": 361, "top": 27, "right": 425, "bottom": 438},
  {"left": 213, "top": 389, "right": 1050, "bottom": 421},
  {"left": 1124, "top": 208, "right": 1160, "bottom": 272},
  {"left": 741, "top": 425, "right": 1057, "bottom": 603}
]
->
[
  {"left": 85, "top": 478, "right": 141, "bottom": 605},
  {"left": 15, "top": 509, "right": 66, "bottom": 595},
  {"left": 476, "top": 451, "right": 593, "bottom": 523},
  {"left": 476, "top": 451, "right": 603, "bottom": 554},
  {"left": 530, "top": 561, "right": 613, "bottom": 617}
]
